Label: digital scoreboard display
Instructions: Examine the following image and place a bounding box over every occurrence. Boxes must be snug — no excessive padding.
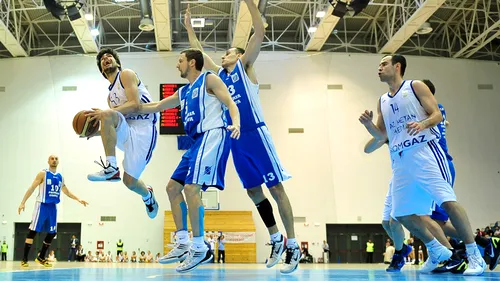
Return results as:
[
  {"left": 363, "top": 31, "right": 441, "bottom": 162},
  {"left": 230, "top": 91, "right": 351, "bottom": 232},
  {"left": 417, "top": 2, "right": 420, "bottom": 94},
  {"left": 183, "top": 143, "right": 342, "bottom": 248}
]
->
[{"left": 159, "top": 83, "right": 186, "bottom": 135}]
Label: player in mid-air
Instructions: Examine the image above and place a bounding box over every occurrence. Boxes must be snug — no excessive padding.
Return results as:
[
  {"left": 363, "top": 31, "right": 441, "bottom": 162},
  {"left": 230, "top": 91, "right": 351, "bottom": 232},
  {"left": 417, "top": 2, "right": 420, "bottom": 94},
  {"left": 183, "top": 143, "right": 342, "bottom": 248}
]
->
[
  {"left": 85, "top": 48, "right": 159, "bottom": 219},
  {"left": 18, "top": 155, "right": 88, "bottom": 267},
  {"left": 183, "top": 0, "right": 299, "bottom": 273}
]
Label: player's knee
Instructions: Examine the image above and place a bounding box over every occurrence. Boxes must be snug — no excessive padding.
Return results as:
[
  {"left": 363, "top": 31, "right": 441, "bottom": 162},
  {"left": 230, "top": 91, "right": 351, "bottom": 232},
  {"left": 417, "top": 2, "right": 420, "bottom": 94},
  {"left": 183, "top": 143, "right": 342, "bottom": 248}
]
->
[
  {"left": 166, "top": 180, "right": 183, "bottom": 198},
  {"left": 246, "top": 186, "right": 265, "bottom": 201},
  {"left": 268, "top": 183, "right": 285, "bottom": 200},
  {"left": 44, "top": 232, "right": 57, "bottom": 244},
  {"left": 26, "top": 230, "right": 37, "bottom": 240},
  {"left": 183, "top": 184, "right": 200, "bottom": 197}
]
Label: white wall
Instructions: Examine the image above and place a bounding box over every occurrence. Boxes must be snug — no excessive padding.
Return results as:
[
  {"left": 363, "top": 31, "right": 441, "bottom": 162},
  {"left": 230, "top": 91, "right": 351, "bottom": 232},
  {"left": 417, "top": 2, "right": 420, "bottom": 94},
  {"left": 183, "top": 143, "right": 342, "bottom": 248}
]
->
[{"left": 0, "top": 51, "right": 498, "bottom": 262}]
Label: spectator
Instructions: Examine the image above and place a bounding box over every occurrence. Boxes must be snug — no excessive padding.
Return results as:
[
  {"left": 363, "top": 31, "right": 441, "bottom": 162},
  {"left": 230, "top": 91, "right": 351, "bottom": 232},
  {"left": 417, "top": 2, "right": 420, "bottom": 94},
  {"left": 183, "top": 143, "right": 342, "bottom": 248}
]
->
[
  {"left": 494, "top": 226, "right": 500, "bottom": 237},
  {"left": 383, "top": 242, "right": 395, "bottom": 264},
  {"left": 1, "top": 241, "right": 7, "bottom": 261},
  {"left": 146, "top": 251, "right": 153, "bottom": 263},
  {"left": 322, "top": 240, "right": 330, "bottom": 263},
  {"left": 139, "top": 251, "right": 146, "bottom": 263},
  {"left": 116, "top": 239, "right": 124, "bottom": 257},
  {"left": 366, "top": 240, "right": 374, "bottom": 263},
  {"left": 68, "top": 235, "right": 79, "bottom": 262},
  {"left": 131, "top": 251, "right": 137, "bottom": 263},
  {"left": 155, "top": 253, "right": 161, "bottom": 263},
  {"left": 85, "top": 251, "right": 93, "bottom": 262},
  {"left": 47, "top": 250, "right": 57, "bottom": 262},
  {"left": 217, "top": 235, "right": 226, "bottom": 264},
  {"left": 123, "top": 251, "right": 129, "bottom": 263},
  {"left": 76, "top": 245, "right": 86, "bottom": 262}
]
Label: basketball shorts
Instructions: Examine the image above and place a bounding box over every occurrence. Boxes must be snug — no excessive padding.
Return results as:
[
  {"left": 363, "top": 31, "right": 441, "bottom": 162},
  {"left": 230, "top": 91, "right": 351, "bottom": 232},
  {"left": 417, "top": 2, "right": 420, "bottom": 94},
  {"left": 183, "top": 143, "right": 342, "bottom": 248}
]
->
[
  {"left": 390, "top": 139, "right": 456, "bottom": 218},
  {"left": 431, "top": 159, "right": 456, "bottom": 222},
  {"left": 382, "top": 179, "right": 393, "bottom": 221},
  {"left": 116, "top": 112, "right": 158, "bottom": 179},
  {"left": 171, "top": 128, "right": 230, "bottom": 190},
  {"left": 29, "top": 202, "right": 57, "bottom": 233},
  {"left": 231, "top": 125, "right": 291, "bottom": 189}
]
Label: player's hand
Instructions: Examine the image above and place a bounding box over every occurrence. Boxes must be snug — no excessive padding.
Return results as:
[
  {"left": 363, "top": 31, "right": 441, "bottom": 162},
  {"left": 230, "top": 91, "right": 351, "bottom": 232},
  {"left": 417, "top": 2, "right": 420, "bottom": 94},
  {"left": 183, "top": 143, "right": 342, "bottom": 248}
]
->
[
  {"left": 184, "top": 4, "right": 192, "bottom": 27},
  {"left": 359, "top": 110, "right": 374, "bottom": 125},
  {"left": 227, "top": 125, "right": 240, "bottom": 139},
  {"left": 406, "top": 121, "right": 425, "bottom": 136},
  {"left": 84, "top": 108, "right": 106, "bottom": 124},
  {"left": 79, "top": 200, "right": 89, "bottom": 207},
  {"left": 18, "top": 203, "right": 25, "bottom": 214}
]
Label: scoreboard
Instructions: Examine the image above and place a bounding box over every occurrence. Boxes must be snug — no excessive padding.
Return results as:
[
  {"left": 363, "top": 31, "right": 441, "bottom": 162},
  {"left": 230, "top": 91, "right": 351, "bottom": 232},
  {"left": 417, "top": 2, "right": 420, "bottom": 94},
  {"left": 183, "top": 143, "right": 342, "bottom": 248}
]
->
[{"left": 159, "top": 83, "right": 186, "bottom": 135}]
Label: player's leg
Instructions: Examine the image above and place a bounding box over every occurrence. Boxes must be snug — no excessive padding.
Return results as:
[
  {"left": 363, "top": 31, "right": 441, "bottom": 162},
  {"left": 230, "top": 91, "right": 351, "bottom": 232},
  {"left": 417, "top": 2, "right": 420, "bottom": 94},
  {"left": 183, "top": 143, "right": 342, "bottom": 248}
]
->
[
  {"left": 35, "top": 203, "right": 58, "bottom": 267},
  {"left": 88, "top": 110, "right": 123, "bottom": 181},
  {"left": 22, "top": 202, "right": 45, "bottom": 267}
]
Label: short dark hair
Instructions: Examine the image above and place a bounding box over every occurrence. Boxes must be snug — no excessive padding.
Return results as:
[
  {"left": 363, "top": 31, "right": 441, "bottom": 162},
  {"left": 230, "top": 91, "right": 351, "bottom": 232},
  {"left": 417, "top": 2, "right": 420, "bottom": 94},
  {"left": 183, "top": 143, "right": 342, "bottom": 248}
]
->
[
  {"left": 232, "top": 47, "right": 245, "bottom": 55},
  {"left": 181, "top": 48, "right": 204, "bottom": 71},
  {"left": 422, "top": 79, "right": 435, "bottom": 95},
  {"left": 96, "top": 48, "right": 122, "bottom": 78},
  {"left": 389, "top": 54, "right": 406, "bottom": 77}
]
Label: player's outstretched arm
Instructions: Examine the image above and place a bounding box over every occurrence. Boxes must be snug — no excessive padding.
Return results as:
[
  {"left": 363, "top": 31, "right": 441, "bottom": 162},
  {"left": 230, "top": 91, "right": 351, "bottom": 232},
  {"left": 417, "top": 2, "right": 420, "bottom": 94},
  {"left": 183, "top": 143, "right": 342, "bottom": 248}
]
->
[
  {"left": 240, "top": 0, "right": 265, "bottom": 68},
  {"left": 18, "top": 171, "right": 44, "bottom": 214},
  {"left": 112, "top": 69, "right": 141, "bottom": 115},
  {"left": 138, "top": 91, "right": 180, "bottom": 114},
  {"left": 206, "top": 74, "right": 240, "bottom": 139},
  {"left": 62, "top": 180, "right": 88, "bottom": 207},
  {"left": 184, "top": 4, "right": 220, "bottom": 73}
]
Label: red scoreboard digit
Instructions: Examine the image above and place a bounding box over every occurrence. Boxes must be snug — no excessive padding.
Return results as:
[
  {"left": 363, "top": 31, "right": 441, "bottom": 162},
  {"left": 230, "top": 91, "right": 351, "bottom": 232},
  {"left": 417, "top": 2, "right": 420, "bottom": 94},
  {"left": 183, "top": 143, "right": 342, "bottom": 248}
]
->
[{"left": 159, "top": 83, "right": 186, "bottom": 135}]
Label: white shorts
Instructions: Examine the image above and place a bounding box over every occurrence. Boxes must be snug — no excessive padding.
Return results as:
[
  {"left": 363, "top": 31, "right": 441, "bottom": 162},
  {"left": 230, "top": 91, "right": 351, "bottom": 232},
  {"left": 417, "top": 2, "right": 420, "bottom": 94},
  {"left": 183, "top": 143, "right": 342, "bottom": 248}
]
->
[
  {"left": 382, "top": 179, "right": 393, "bottom": 221},
  {"left": 390, "top": 140, "right": 456, "bottom": 218},
  {"left": 116, "top": 112, "right": 158, "bottom": 179}
]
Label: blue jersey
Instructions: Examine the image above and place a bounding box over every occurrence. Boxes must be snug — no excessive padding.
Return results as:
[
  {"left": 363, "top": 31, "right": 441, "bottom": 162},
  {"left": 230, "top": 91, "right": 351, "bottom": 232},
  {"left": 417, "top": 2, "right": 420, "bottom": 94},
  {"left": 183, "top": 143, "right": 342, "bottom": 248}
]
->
[
  {"left": 218, "top": 59, "right": 265, "bottom": 131},
  {"left": 179, "top": 72, "right": 227, "bottom": 138},
  {"left": 37, "top": 169, "right": 62, "bottom": 204},
  {"left": 437, "top": 104, "right": 452, "bottom": 161}
]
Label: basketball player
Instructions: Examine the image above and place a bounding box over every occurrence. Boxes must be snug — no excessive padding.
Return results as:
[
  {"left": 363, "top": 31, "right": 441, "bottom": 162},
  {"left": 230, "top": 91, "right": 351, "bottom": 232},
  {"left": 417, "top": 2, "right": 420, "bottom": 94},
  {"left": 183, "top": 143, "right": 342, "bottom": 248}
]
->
[
  {"left": 183, "top": 1, "right": 299, "bottom": 273},
  {"left": 85, "top": 48, "right": 159, "bottom": 219},
  {"left": 138, "top": 49, "right": 240, "bottom": 273},
  {"left": 359, "top": 54, "right": 485, "bottom": 275},
  {"left": 17, "top": 155, "right": 88, "bottom": 267}
]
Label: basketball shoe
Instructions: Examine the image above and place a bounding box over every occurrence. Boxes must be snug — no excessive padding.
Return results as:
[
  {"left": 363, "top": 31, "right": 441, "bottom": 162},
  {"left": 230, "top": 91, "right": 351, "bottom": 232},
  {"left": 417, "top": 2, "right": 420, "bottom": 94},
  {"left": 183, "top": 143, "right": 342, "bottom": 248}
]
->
[
  {"left": 266, "top": 234, "right": 286, "bottom": 268},
  {"left": 281, "top": 245, "right": 300, "bottom": 274},
  {"left": 159, "top": 242, "right": 190, "bottom": 264},
  {"left": 176, "top": 244, "right": 213, "bottom": 273},
  {"left": 87, "top": 157, "right": 120, "bottom": 182},
  {"left": 420, "top": 246, "right": 452, "bottom": 273},
  {"left": 144, "top": 186, "right": 159, "bottom": 219},
  {"left": 386, "top": 244, "right": 412, "bottom": 272}
]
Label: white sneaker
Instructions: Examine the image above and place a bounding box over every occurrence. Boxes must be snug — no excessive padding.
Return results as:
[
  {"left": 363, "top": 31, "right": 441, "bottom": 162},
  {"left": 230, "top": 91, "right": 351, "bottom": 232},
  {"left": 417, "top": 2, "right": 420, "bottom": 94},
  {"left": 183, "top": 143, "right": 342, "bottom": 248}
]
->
[
  {"left": 144, "top": 186, "right": 159, "bottom": 219},
  {"left": 87, "top": 157, "right": 120, "bottom": 182},
  {"left": 158, "top": 242, "right": 190, "bottom": 264},
  {"left": 266, "top": 235, "right": 285, "bottom": 268},
  {"left": 464, "top": 251, "right": 486, "bottom": 276},
  {"left": 280, "top": 246, "right": 300, "bottom": 274},
  {"left": 176, "top": 245, "right": 213, "bottom": 273},
  {"left": 420, "top": 246, "right": 452, "bottom": 273}
]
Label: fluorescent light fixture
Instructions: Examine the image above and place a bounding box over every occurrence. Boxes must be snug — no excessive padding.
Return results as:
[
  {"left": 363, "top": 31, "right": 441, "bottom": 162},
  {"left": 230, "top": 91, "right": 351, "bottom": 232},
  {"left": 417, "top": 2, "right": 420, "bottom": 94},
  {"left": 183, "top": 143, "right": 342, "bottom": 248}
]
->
[
  {"left": 114, "top": 0, "right": 135, "bottom": 2},
  {"left": 205, "top": 19, "right": 214, "bottom": 26},
  {"left": 316, "top": 11, "right": 326, "bottom": 18},
  {"left": 191, "top": 18, "right": 205, "bottom": 28},
  {"left": 84, "top": 13, "right": 93, "bottom": 20},
  {"left": 90, "top": 28, "right": 100, "bottom": 36},
  {"left": 308, "top": 26, "right": 317, "bottom": 33}
]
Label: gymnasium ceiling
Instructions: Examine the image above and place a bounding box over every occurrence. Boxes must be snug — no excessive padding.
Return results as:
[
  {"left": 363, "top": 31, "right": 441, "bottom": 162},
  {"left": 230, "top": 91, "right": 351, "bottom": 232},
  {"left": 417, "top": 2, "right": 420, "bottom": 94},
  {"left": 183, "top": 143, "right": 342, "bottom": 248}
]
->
[{"left": 0, "top": 0, "right": 498, "bottom": 61}]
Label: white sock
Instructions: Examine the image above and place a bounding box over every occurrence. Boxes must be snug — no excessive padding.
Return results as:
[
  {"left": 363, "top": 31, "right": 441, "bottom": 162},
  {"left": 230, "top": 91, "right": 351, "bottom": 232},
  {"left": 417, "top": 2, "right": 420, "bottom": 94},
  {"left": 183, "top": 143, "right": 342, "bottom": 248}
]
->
[
  {"left": 176, "top": 230, "right": 189, "bottom": 244},
  {"left": 192, "top": 236, "right": 206, "bottom": 250},
  {"left": 270, "top": 232, "right": 282, "bottom": 242},
  {"left": 286, "top": 238, "right": 297, "bottom": 248},
  {"left": 466, "top": 242, "right": 479, "bottom": 255},
  {"left": 106, "top": 156, "right": 117, "bottom": 168}
]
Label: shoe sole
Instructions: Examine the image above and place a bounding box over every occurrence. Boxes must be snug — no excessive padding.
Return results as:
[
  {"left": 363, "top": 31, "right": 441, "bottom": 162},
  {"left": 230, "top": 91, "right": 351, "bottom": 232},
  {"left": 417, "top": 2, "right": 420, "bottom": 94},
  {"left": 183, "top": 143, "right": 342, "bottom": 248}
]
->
[
  {"left": 280, "top": 263, "right": 299, "bottom": 274},
  {"left": 159, "top": 254, "right": 188, "bottom": 265},
  {"left": 176, "top": 253, "right": 213, "bottom": 273},
  {"left": 88, "top": 177, "right": 121, "bottom": 182}
]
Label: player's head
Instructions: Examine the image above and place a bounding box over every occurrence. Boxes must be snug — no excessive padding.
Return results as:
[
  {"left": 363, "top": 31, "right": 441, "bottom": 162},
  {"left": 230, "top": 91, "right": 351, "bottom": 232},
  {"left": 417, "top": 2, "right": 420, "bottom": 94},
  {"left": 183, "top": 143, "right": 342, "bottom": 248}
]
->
[
  {"left": 221, "top": 47, "right": 245, "bottom": 68},
  {"left": 97, "top": 48, "right": 122, "bottom": 79},
  {"left": 378, "top": 54, "right": 406, "bottom": 82},
  {"left": 422, "top": 79, "right": 436, "bottom": 95},
  {"left": 47, "top": 155, "right": 59, "bottom": 168},
  {"left": 178, "top": 49, "right": 204, "bottom": 78}
]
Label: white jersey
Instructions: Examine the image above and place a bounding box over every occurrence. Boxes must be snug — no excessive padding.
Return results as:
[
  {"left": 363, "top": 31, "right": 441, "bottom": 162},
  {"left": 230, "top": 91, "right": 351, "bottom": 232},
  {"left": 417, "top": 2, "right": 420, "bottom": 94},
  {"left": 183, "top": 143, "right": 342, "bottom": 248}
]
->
[
  {"left": 108, "top": 71, "right": 158, "bottom": 125},
  {"left": 380, "top": 80, "right": 440, "bottom": 155}
]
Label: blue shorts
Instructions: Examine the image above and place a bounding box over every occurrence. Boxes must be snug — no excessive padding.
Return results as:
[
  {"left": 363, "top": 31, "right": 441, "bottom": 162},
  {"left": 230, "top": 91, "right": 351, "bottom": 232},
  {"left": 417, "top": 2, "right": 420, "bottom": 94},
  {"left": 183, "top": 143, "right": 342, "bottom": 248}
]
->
[
  {"left": 231, "top": 125, "right": 291, "bottom": 189},
  {"left": 431, "top": 160, "right": 456, "bottom": 221},
  {"left": 171, "top": 128, "right": 230, "bottom": 190},
  {"left": 29, "top": 202, "right": 57, "bottom": 233}
]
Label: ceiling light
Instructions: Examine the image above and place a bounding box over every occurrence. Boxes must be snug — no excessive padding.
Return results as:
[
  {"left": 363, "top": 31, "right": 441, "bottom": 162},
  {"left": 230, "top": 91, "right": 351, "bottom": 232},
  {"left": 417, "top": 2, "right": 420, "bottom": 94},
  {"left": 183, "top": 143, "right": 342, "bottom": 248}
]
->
[
  {"left": 139, "top": 17, "right": 154, "bottom": 31},
  {"left": 316, "top": 11, "right": 326, "bottom": 18},
  {"left": 308, "top": 26, "right": 317, "bottom": 33},
  {"left": 84, "top": 13, "right": 93, "bottom": 21},
  {"left": 191, "top": 18, "right": 205, "bottom": 28},
  {"left": 90, "top": 28, "right": 99, "bottom": 36}
]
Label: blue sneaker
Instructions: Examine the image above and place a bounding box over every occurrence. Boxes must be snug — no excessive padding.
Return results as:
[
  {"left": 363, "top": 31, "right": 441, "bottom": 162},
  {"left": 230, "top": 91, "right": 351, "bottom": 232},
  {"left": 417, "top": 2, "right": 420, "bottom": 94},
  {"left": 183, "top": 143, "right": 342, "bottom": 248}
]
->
[{"left": 386, "top": 244, "right": 412, "bottom": 272}]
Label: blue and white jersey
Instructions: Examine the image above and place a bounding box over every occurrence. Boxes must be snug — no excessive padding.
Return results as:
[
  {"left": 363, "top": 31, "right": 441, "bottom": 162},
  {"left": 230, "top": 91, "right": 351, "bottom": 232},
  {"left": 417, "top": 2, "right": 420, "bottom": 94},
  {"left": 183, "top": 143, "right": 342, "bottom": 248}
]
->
[
  {"left": 108, "top": 71, "right": 158, "bottom": 125},
  {"left": 380, "top": 80, "right": 440, "bottom": 155},
  {"left": 437, "top": 104, "right": 453, "bottom": 161},
  {"left": 218, "top": 59, "right": 265, "bottom": 131},
  {"left": 178, "top": 72, "right": 227, "bottom": 138},
  {"left": 36, "top": 169, "right": 62, "bottom": 204}
]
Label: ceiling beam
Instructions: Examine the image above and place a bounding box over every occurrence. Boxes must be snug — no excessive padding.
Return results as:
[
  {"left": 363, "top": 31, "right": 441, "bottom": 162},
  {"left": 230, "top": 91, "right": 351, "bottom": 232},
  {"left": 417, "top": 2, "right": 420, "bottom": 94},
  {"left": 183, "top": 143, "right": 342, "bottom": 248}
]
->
[
  {"left": 454, "top": 20, "right": 500, "bottom": 58},
  {"left": 0, "top": 20, "right": 28, "bottom": 57},
  {"left": 305, "top": 5, "right": 340, "bottom": 51},
  {"left": 151, "top": 0, "right": 172, "bottom": 51},
  {"left": 69, "top": 10, "right": 99, "bottom": 53},
  {"left": 231, "top": 0, "right": 259, "bottom": 49},
  {"left": 379, "top": 0, "right": 445, "bottom": 54}
]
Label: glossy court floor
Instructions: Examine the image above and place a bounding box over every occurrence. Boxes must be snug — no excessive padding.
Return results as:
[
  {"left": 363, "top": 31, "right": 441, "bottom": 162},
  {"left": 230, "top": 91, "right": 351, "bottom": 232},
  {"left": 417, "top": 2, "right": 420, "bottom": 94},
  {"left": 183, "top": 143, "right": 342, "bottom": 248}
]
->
[{"left": 1, "top": 262, "right": 500, "bottom": 281}]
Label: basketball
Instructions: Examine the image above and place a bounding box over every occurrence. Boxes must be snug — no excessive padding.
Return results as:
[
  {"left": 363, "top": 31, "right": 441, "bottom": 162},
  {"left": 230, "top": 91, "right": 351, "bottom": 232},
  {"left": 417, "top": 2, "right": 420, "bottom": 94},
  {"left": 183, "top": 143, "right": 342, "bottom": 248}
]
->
[{"left": 72, "top": 110, "right": 99, "bottom": 137}]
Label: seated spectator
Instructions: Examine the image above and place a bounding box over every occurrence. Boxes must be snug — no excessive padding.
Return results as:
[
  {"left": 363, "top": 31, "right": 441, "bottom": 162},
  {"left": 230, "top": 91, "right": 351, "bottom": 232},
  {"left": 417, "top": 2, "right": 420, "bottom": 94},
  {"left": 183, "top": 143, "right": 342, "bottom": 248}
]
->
[
  {"left": 123, "top": 251, "right": 129, "bottom": 263},
  {"left": 98, "top": 251, "right": 106, "bottom": 262},
  {"left": 494, "top": 226, "right": 500, "bottom": 237},
  {"left": 105, "top": 251, "right": 113, "bottom": 263},
  {"left": 85, "top": 251, "right": 93, "bottom": 262},
  {"left": 76, "top": 245, "right": 86, "bottom": 262},
  {"left": 146, "top": 251, "right": 154, "bottom": 263},
  {"left": 139, "top": 251, "right": 146, "bottom": 263},
  {"left": 47, "top": 250, "right": 57, "bottom": 262},
  {"left": 116, "top": 252, "right": 124, "bottom": 263},
  {"left": 299, "top": 248, "right": 313, "bottom": 263},
  {"left": 155, "top": 253, "right": 161, "bottom": 263},
  {"left": 383, "top": 242, "right": 395, "bottom": 264},
  {"left": 131, "top": 251, "right": 137, "bottom": 263}
]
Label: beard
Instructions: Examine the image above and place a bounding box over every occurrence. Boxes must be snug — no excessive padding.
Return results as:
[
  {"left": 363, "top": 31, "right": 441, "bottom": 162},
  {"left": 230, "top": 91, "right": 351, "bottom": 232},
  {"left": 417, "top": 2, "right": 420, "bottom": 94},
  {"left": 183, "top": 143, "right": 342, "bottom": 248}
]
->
[
  {"left": 180, "top": 70, "right": 187, "bottom": 78},
  {"left": 103, "top": 65, "right": 118, "bottom": 76}
]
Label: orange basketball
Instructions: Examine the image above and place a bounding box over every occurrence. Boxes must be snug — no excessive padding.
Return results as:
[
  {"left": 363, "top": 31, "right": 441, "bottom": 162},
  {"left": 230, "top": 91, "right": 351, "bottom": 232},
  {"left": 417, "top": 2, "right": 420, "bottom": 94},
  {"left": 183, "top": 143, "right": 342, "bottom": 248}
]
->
[{"left": 72, "top": 110, "right": 100, "bottom": 137}]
